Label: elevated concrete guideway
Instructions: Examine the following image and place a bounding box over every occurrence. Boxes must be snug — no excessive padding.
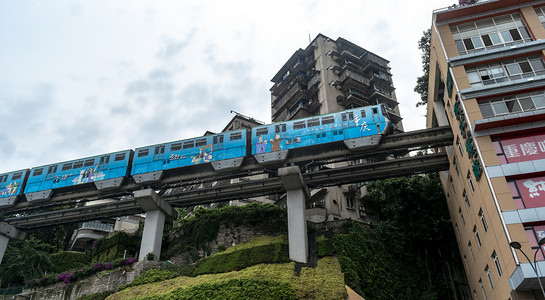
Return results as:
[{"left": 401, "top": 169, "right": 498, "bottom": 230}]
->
[{"left": 1, "top": 126, "right": 453, "bottom": 263}]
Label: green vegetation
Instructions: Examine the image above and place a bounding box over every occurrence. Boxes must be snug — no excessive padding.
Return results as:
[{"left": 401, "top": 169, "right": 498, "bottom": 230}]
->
[
  {"left": 0, "top": 236, "right": 53, "bottom": 286},
  {"left": 91, "top": 232, "right": 140, "bottom": 263},
  {"left": 76, "top": 291, "right": 114, "bottom": 300},
  {"left": 50, "top": 251, "right": 90, "bottom": 273},
  {"left": 415, "top": 29, "right": 431, "bottom": 107},
  {"left": 189, "top": 236, "right": 289, "bottom": 276},
  {"left": 137, "top": 279, "right": 295, "bottom": 300},
  {"left": 118, "top": 269, "right": 180, "bottom": 291},
  {"left": 333, "top": 174, "right": 458, "bottom": 299},
  {"left": 107, "top": 257, "right": 345, "bottom": 300},
  {"left": 164, "top": 203, "right": 287, "bottom": 259}
]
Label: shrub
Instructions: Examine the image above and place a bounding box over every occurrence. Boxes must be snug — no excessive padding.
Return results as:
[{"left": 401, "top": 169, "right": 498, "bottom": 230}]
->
[
  {"left": 316, "top": 235, "right": 335, "bottom": 257},
  {"left": 118, "top": 269, "right": 179, "bottom": 291},
  {"left": 50, "top": 251, "right": 90, "bottom": 274},
  {"left": 75, "top": 291, "right": 113, "bottom": 300},
  {"left": 140, "top": 279, "right": 295, "bottom": 300},
  {"left": 190, "top": 238, "right": 289, "bottom": 276}
]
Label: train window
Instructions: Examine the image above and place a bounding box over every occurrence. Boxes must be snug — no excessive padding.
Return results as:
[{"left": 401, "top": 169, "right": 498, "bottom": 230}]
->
[
  {"left": 213, "top": 135, "right": 224, "bottom": 143},
  {"left": 321, "top": 116, "right": 334, "bottom": 125},
  {"left": 138, "top": 149, "right": 149, "bottom": 157},
  {"left": 99, "top": 156, "right": 110, "bottom": 164},
  {"left": 195, "top": 139, "right": 207, "bottom": 147},
  {"left": 84, "top": 159, "right": 95, "bottom": 167},
  {"left": 372, "top": 107, "right": 378, "bottom": 114},
  {"left": 361, "top": 110, "right": 366, "bottom": 118},
  {"left": 256, "top": 128, "right": 268, "bottom": 136},
  {"left": 62, "top": 163, "right": 72, "bottom": 171},
  {"left": 0, "top": 175, "right": 7, "bottom": 182},
  {"left": 183, "top": 141, "right": 194, "bottom": 149},
  {"left": 342, "top": 113, "right": 354, "bottom": 121},
  {"left": 12, "top": 172, "right": 22, "bottom": 180},
  {"left": 230, "top": 132, "right": 242, "bottom": 141},
  {"left": 171, "top": 143, "right": 182, "bottom": 151},
  {"left": 275, "top": 124, "right": 286, "bottom": 133},
  {"left": 307, "top": 119, "right": 320, "bottom": 127},
  {"left": 293, "top": 121, "right": 306, "bottom": 129},
  {"left": 33, "top": 168, "right": 43, "bottom": 176},
  {"left": 47, "top": 165, "right": 58, "bottom": 174},
  {"left": 73, "top": 161, "right": 83, "bottom": 169},
  {"left": 114, "top": 153, "right": 126, "bottom": 161}
]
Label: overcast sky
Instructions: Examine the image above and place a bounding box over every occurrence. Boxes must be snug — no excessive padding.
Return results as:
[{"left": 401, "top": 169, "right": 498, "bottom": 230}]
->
[{"left": 0, "top": 0, "right": 455, "bottom": 173}]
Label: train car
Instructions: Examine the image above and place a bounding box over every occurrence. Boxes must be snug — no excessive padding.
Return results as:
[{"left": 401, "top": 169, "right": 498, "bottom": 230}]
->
[
  {"left": 251, "top": 104, "right": 391, "bottom": 163},
  {"left": 131, "top": 129, "right": 246, "bottom": 184},
  {"left": 24, "top": 149, "right": 133, "bottom": 202},
  {"left": 0, "top": 169, "right": 29, "bottom": 208}
]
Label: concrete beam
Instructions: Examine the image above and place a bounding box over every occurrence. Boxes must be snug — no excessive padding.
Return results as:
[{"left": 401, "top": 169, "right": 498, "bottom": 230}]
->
[
  {"left": 135, "top": 189, "right": 177, "bottom": 262},
  {"left": 278, "top": 166, "right": 308, "bottom": 263},
  {"left": 134, "top": 189, "right": 177, "bottom": 220},
  {"left": 0, "top": 222, "right": 26, "bottom": 264}
]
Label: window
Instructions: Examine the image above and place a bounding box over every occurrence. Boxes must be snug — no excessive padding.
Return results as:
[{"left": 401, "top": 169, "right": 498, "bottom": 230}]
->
[
  {"left": 486, "top": 265, "right": 494, "bottom": 288},
  {"left": 12, "top": 172, "right": 22, "bottom": 180},
  {"left": 451, "top": 13, "right": 532, "bottom": 55},
  {"left": 84, "top": 159, "right": 94, "bottom": 167},
  {"left": 341, "top": 112, "right": 354, "bottom": 122},
  {"left": 307, "top": 119, "right": 320, "bottom": 127},
  {"left": 479, "top": 91, "right": 545, "bottom": 119},
  {"left": 492, "top": 251, "right": 503, "bottom": 277},
  {"left": 33, "top": 168, "right": 43, "bottom": 176},
  {"left": 183, "top": 141, "right": 194, "bottom": 149},
  {"left": 62, "top": 163, "right": 72, "bottom": 171},
  {"left": 463, "top": 57, "right": 545, "bottom": 87},
  {"left": 195, "top": 139, "right": 207, "bottom": 147},
  {"left": 453, "top": 157, "right": 460, "bottom": 176},
  {"left": 256, "top": 128, "right": 268, "bottom": 136},
  {"left": 474, "top": 225, "right": 482, "bottom": 247},
  {"left": 73, "top": 161, "right": 83, "bottom": 169},
  {"left": 450, "top": 176, "right": 457, "bottom": 194},
  {"left": 469, "top": 242, "right": 476, "bottom": 261},
  {"left": 47, "top": 165, "right": 58, "bottom": 174},
  {"left": 479, "top": 209, "right": 488, "bottom": 232},
  {"left": 455, "top": 224, "right": 461, "bottom": 240},
  {"left": 459, "top": 207, "right": 466, "bottom": 225},
  {"left": 346, "top": 197, "right": 354, "bottom": 209},
  {"left": 524, "top": 226, "right": 545, "bottom": 261},
  {"left": 360, "top": 110, "right": 367, "bottom": 118},
  {"left": 138, "top": 149, "right": 149, "bottom": 157},
  {"left": 293, "top": 121, "right": 306, "bottom": 130},
  {"left": 230, "top": 133, "right": 242, "bottom": 141},
  {"left": 467, "top": 171, "right": 475, "bottom": 193},
  {"left": 321, "top": 116, "right": 334, "bottom": 125},
  {"left": 463, "top": 255, "right": 469, "bottom": 272},
  {"left": 457, "top": 137, "right": 464, "bottom": 155},
  {"left": 275, "top": 124, "right": 287, "bottom": 133},
  {"left": 479, "top": 279, "right": 487, "bottom": 300},
  {"left": 171, "top": 143, "right": 182, "bottom": 151},
  {"left": 115, "top": 153, "right": 126, "bottom": 161},
  {"left": 213, "top": 135, "right": 224, "bottom": 144},
  {"left": 464, "top": 190, "right": 470, "bottom": 210},
  {"left": 0, "top": 175, "right": 8, "bottom": 183}
]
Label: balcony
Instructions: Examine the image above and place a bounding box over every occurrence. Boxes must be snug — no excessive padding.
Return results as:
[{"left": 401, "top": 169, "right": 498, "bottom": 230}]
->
[
  {"left": 286, "top": 99, "right": 321, "bottom": 121},
  {"left": 369, "top": 85, "right": 398, "bottom": 108},
  {"left": 386, "top": 107, "right": 403, "bottom": 124},
  {"left": 272, "top": 84, "right": 307, "bottom": 119},
  {"left": 361, "top": 52, "right": 390, "bottom": 74},
  {"left": 338, "top": 70, "right": 370, "bottom": 91}
]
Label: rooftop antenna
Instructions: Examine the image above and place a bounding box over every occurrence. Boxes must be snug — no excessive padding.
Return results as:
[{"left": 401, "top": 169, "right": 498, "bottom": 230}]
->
[
  {"left": 308, "top": 31, "right": 311, "bottom": 43},
  {"left": 230, "top": 110, "right": 265, "bottom": 125}
]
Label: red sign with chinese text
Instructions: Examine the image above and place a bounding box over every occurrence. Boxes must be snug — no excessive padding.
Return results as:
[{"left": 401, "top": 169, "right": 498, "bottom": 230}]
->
[
  {"left": 501, "top": 133, "right": 545, "bottom": 164},
  {"left": 516, "top": 176, "right": 545, "bottom": 209}
]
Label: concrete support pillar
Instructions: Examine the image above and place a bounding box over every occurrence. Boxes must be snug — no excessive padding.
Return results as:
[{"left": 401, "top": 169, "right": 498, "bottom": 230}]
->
[
  {"left": 278, "top": 166, "right": 309, "bottom": 263},
  {"left": 134, "top": 189, "right": 177, "bottom": 262},
  {"left": 0, "top": 222, "right": 26, "bottom": 265}
]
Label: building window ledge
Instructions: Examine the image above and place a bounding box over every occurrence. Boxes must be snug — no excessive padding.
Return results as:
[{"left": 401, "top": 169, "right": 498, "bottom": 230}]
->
[{"left": 450, "top": 40, "right": 545, "bottom": 67}]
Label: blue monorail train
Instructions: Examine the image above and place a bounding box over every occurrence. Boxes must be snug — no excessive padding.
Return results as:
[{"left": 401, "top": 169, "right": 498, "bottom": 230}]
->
[{"left": 0, "top": 104, "right": 390, "bottom": 208}]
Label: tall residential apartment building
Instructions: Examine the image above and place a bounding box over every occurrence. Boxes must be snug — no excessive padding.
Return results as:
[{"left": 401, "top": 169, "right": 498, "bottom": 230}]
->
[
  {"left": 270, "top": 34, "right": 402, "bottom": 222},
  {"left": 428, "top": 0, "right": 545, "bottom": 298}
]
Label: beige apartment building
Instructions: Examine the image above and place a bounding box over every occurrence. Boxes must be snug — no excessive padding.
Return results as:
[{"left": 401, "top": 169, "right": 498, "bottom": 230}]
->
[
  {"left": 427, "top": 0, "right": 545, "bottom": 299},
  {"left": 270, "top": 34, "right": 402, "bottom": 223}
]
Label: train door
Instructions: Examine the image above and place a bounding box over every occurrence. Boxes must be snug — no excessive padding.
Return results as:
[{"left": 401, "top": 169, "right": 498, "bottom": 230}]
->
[
  {"left": 274, "top": 123, "right": 286, "bottom": 148},
  {"left": 340, "top": 111, "right": 354, "bottom": 139},
  {"left": 153, "top": 145, "right": 165, "bottom": 161},
  {"left": 98, "top": 155, "right": 110, "bottom": 171},
  {"left": 371, "top": 106, "right": 379, "bottom": 122},
  {"left": 46, "top": 165, "right": 58, "bottom": 180}
]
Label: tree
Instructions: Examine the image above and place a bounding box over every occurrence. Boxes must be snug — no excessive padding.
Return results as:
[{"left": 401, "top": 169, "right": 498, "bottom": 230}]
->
[
  {"left": 0, "top": 236, "right": 53, "bottom": 287},
  {"left": 414, "top": 29, "right": 431, "bottom": 107}
]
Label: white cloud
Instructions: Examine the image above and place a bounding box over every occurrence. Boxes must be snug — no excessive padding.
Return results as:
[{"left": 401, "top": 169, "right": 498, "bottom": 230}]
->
[{"left": 0, "top": 0, "right": 454, "bottom": 173}]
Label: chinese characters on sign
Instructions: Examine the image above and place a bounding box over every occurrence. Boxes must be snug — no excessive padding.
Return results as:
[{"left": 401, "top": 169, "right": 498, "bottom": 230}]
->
[
  {"left": 513, "top": 176, "right": 545, "bottom": 209},
  {"left": 498, "top": 133, "right": 545, "bottom": 164},
  {"left": 454, "top": 98, "right": 483, "bottom": 180}
]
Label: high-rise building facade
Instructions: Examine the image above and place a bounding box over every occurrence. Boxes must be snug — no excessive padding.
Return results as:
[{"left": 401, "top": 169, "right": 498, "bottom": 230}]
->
[
  {"left": 427, "top": 0, "right": 545, "bottom": 298},
  {"left": 270, "top": 34, "right": 402, "bottom": 222}
]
